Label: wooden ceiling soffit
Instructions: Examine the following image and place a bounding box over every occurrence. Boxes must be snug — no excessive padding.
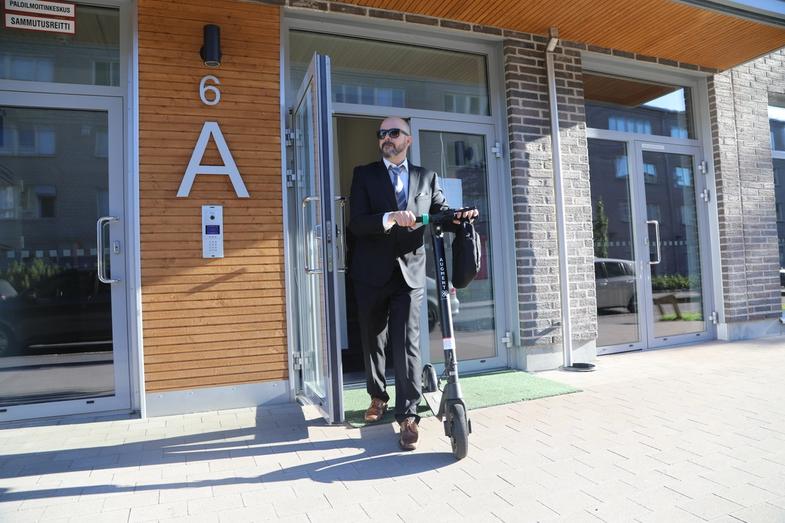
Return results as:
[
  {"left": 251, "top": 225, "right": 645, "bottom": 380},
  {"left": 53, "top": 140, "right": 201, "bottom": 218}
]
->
[
  {"left": 346, "top": 0, "right": 785, "bottom": 70},
  {"left": 583, "top": 73, "right": 677, "bottom": 107}
]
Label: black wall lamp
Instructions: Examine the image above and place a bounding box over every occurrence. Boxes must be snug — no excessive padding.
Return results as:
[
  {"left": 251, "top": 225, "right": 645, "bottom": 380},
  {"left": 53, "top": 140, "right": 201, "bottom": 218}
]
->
[{"left": 200, "top": 24, "right": 222, "bottom": 67}]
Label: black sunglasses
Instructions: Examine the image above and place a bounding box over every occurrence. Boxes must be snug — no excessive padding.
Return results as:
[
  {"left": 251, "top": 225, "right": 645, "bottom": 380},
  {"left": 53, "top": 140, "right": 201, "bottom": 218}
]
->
[{"left": 377, "top": 128, "right": 410, "bottom": 140}]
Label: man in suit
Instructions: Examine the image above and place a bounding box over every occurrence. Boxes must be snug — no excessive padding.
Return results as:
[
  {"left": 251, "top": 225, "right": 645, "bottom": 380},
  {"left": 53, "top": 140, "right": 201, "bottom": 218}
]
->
[{"left": 349, "top": 116, "right": 477, "bottom": 450}]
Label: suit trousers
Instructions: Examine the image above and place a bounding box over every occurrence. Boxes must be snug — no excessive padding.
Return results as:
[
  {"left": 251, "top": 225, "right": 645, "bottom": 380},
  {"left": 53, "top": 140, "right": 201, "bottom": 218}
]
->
[{"left": 353, "top": 265, "right": 424, "bottom": 423}]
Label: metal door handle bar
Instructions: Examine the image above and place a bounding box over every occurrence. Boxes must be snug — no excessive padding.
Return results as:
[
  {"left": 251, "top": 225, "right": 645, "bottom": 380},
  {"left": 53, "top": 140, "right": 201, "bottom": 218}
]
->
[
  {"left": 647, "top": 219, "right": 661, "bottom": 265},
  {"left": 302, "top": 196, "right": 322, "bottom": 275},
  {"left": 97, "top": 216, "right": 119, "bottom": 284},
  {"left": 335, "top": 196, "right": 347, "bottom": 273}
]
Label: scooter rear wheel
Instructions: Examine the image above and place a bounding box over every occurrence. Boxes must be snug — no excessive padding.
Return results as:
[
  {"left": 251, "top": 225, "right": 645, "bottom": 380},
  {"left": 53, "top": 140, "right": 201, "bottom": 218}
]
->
[{"left": 448, "top": 403, "right": 469, "bottom": 460}]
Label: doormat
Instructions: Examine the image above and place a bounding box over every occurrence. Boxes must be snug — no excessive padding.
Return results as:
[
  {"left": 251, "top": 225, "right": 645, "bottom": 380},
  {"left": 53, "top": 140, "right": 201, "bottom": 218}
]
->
[{"left": 343, "top": 369, "right": 580, "bottom": 428}]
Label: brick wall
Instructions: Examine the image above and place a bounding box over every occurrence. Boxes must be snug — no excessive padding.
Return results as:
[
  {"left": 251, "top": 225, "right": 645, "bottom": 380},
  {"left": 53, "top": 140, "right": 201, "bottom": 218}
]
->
[
  {"left": 503, "top": 35, "right": 597, "bottom": 347},
  {"left": 709, "top": 50, "right": 784, "bottom": 322}
]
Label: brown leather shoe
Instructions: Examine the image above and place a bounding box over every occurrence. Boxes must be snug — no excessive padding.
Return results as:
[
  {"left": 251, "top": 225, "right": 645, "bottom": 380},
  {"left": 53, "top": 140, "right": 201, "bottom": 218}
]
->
[
  {"left": 398, "top": 418, "right": 419, "bottom": 450},
  {"left": 364, "top": 398, "right": 387, "bottom": 422}
]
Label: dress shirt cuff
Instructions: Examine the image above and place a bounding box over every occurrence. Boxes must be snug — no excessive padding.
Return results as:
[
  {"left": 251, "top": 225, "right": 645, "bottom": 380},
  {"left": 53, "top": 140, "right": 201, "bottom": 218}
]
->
[{"left": 382, "top": 212, "right": 395, "bottom": 231}]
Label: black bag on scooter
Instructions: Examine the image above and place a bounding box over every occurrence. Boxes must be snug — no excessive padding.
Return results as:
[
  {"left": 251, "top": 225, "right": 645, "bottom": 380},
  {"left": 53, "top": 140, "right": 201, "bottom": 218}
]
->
[{"left": 451, "top": 220, "right": 481, "bottom": 289}]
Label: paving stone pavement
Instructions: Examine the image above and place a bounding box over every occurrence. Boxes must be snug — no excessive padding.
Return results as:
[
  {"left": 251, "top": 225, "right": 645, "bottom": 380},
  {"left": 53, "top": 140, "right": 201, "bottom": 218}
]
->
[{"left": 1, "top": 338, "right": 785, "bottom": 522}]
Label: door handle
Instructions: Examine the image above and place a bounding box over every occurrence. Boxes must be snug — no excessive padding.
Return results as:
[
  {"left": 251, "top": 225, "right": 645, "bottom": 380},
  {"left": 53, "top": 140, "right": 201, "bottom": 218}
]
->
[
  {"left": 335, "top": 196, "right": 347, "bottom": 273},
  {"left": 647, "top": 219, "right": 661, "bottom": 265},
  {"left": 302, "top": 196, "right": 322, "bottom": 275},
  {"left": 96, "top": 216, "right": 119, "bottom": 284}
]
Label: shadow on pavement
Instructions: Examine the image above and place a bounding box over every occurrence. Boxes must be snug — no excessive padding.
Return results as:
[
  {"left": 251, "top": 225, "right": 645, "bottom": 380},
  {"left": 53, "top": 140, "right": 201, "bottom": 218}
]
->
[{"left": 0, "top": 405, "right": 455, "bottom": 503}]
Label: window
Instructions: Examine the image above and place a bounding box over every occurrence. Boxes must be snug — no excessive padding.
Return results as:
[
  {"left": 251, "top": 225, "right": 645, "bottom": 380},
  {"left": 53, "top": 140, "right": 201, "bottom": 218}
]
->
[
  {"left": 93, "top": 61, "right": 120, "bottom": 86},
  {"left": 644, "top": 162, "right": 657, "bottom": 184},
  {"left": 585, "top": 72, "right": 694, "bottom": 139},
  {"left": 674, "top": 166, "right": 692, "bottom": 187},
  {"left": 647, "top": 204, "right": 661, "bottom": 222},
  {"left": 0, "top": 6, "right": 119, "bottom": 86},
  {"left": 290, "top": 30, "right": 490, "bottom": 116},
  {"left": 0, "top": 126, "right": 56, "bottom": 156},
  {"left": 617, "top": 200, "right": 631, "bottom": 222},
  {"left": 614, "top": 157, "right": 628, "bottom": 178}
]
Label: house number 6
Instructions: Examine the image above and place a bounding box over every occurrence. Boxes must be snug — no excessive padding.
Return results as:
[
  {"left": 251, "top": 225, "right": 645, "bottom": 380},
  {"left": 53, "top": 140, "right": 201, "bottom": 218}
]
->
[{"left": 199, "top": 75, "right": 221, "bottom": 106}]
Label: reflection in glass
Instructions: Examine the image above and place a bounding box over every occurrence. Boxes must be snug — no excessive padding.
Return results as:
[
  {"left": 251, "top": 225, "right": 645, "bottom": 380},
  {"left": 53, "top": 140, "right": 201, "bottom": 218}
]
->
[
  {"left": 642, "top": 151, "right": 704, "bottom": 338},
  {"left": 588, "top": 139, "right": 640, "bottom": 347},
  {"left": 0, "top": 6, "right": 120, "bottom": 86},
  {"left": 293, "top": 79, "right": 327, "bottom": 401},
  {"left": 585, "top": 73, "right": 693, "bottom": 139},
  {"left": 773, "top": 159, "right": 785, "bottom": 311},
  {"left": 418, "top": 131, "right": 495, "bottom": 363},
  {"left": 0, "top": 107, "right": 114, "bottom": 407},
  {"left": 289, "top": 31, "right": 490, "bottom": 116}
]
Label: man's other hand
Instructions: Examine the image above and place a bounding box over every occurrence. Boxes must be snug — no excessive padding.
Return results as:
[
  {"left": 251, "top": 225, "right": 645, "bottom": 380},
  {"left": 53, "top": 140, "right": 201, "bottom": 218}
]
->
[
  {"left": 453, "top": 208, "right": 479, "bottom": 224},
  {"left": 390, "top": 210, "right": 416, "bottom": 228}
]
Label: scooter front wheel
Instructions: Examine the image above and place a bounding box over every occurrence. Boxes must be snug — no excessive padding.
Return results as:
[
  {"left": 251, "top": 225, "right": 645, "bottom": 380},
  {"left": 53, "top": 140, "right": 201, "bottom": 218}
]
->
[
  {"left": 422, "top": 364, "right": 438, "bottom": 393},
  {"left": 448, "top": 403, "right": 469, "bottom": 460}
]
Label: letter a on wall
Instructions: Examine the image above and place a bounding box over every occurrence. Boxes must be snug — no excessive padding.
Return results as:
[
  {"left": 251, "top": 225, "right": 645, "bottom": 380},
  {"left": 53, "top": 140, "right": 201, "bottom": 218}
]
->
[{"left": 177, "top": 121, "right": 249, "bottom": 198}]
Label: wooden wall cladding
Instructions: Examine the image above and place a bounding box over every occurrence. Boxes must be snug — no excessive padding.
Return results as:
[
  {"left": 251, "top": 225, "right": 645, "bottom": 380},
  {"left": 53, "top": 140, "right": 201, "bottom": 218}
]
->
[{"left": 138, "top": 0, "right": 284, "bottom": 392}]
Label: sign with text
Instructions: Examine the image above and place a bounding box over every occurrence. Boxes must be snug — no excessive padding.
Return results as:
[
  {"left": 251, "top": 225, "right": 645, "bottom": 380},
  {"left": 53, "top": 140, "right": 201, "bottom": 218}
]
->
[
  {"left": 4, "top": 0, "right": 76, "bottom": 35},
  {"left": 4, "top": 0, "right": 75, "bottom": 18}
]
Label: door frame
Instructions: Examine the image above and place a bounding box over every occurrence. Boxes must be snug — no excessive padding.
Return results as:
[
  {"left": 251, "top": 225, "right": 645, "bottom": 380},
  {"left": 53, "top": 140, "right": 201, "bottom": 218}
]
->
[
  {"left": 590, "top": 132, "right": 716, "bottom": 355},
  {"left": 409, "top": 118, "right": 512, "bottom": 373},
  {"left": 0, "top": 91, "right": 132, "bottom": 421}
]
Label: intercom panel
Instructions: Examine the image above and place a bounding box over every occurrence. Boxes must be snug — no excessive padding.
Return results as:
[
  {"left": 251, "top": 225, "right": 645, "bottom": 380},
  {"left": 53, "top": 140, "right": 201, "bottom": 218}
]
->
[{"left": 202, "top": 205, "right": 224, "bottom": 258}]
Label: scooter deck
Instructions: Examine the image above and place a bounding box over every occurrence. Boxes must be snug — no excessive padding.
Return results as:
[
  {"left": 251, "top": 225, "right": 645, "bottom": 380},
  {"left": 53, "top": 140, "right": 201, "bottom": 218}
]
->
[{"left": 422, "top": 390, "right": 443, "bottom": 419}]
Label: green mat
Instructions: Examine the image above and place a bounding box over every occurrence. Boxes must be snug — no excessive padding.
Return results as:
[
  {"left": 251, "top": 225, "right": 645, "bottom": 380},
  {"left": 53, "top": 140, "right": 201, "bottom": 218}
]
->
[{"left": 344, "top": 369, "right": 579, "bottom": 427}]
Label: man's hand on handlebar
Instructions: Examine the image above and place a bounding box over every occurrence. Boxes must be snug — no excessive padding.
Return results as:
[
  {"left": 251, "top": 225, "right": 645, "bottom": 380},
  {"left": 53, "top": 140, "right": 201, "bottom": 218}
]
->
[
  {"left": 389, "top": 210, "right": 416, "bottom": 228},
  {"left": 453, "top": 208, "right": 479, "bottom": 224}
]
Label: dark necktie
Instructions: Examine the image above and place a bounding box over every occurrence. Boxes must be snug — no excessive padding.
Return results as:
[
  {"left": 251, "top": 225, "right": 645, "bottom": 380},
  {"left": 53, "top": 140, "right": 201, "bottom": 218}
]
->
[{"left": 390, "top": 165, "right": 407, "bottom": 210}]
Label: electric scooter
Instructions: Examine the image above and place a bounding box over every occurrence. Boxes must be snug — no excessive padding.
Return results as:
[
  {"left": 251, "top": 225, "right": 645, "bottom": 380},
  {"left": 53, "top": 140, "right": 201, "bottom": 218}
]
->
[{"left": 416, "top": 207, "right": 476, "bottom": 460}]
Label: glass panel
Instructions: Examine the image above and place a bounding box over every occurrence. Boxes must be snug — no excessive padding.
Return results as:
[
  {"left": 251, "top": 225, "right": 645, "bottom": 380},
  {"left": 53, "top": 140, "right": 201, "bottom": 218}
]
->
[
  {"left": 289, "top": 31, "right": 490, "bottom": 116},
  {"left": 294, "top": 78, "right": 327, "bottom": 401},
  {"left": 642, "top": 151, "right": 705, "bottom": 338},
  {"left": 585, "top": 73, "right": 694, "bottom": 139},
  {"left": 0, "top": 5, "right": 120, "bottom": 86},
  {"left": 588, "top": 139, "right": 640, "bottom": 347},
  {"left": 0, "top": 107, "right": 114, "bottom": 407},
  {"left": 769, "top": 104, "right": 785, "bottom": 152},
  {"left": 418, "top": 131, "right": 495, "bottom": 363},
  {"left": 774, "top": 158, "right": 785, "bottom": 312}
]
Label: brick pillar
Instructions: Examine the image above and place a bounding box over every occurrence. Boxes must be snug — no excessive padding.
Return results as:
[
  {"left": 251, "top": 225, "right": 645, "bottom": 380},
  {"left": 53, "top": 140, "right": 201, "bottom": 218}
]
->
[
  {"left": 709, "top": 52, "right": 783, "bottom": 334},
  {"left": 503, "top": 34, "right": 596, "bottom": 369}
]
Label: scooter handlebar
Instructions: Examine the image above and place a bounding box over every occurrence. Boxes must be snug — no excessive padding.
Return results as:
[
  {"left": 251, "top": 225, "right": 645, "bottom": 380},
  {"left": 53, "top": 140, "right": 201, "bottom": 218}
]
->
[{"left": 416, "top": 207, "right": 477, "bottom": 226}]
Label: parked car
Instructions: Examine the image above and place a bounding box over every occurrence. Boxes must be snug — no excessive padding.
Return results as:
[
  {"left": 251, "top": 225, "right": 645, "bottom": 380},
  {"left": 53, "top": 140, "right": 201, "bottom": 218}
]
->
[
  {"left": 426, "top": 276, "right": 460, "bottom": 332},
  {"left": 0, "top": 279, "right": 17, "bottom": 300},
  {"left": 595, "top": 258, "right": 637, "bottom": 313},
  {"left": 0, "top": 269, "right": 112, "bottom": 357}
]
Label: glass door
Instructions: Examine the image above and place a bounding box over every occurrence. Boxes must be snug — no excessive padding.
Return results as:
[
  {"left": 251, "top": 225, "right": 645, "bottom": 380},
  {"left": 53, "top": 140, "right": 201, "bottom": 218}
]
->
[
  {"left": 0, "top": 92, "right": 130, "bottom": 421},
  {"left": 589, "top": 139, "right": 646, "bottom": 354},
  {"left": 589, "top": 138, "right": 711, "bottom": 355},
  {"left": 291, "top": 54, "right": 343, "bottom": 423},
  {"left": 636, "top": 143, "right": 711, "bottom": 348},
  {"left": 409, "top": 120, "right": 509, "bottom": 373}
]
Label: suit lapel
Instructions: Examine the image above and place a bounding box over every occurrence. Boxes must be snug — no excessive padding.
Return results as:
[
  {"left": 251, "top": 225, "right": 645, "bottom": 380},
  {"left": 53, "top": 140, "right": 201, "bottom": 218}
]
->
[
  {"left": 406, "top": 165, "right": 420, "bottom": 211},
  {"left": 375, "top": 161, "right": 398, "bottom": 210}
]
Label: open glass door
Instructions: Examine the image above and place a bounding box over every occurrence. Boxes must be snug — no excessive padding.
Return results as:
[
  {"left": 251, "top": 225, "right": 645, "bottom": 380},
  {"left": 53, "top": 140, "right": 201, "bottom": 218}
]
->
[{"left": 291, "top": 54, "right": 343, "bottom": 423}]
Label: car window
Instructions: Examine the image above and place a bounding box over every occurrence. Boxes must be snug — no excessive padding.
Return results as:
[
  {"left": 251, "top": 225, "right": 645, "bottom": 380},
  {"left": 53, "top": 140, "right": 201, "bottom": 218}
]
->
[
  {"left": 605, "top": 262, "right": 626, "bottom": 278},
  {"left": 594, "top": 262, "right": 606, "bottom": 278}
]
